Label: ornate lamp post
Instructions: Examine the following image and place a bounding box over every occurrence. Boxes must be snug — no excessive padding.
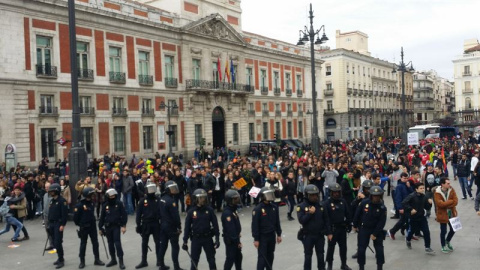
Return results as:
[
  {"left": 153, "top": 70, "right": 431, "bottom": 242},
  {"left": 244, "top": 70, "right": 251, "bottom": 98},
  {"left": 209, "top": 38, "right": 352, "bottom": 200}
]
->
[
  {"left": 392, "top": 47, "right": 414, "bottom": 142},
  {"left": 159, "top": 101, "right": 178, "bottom": 157}
]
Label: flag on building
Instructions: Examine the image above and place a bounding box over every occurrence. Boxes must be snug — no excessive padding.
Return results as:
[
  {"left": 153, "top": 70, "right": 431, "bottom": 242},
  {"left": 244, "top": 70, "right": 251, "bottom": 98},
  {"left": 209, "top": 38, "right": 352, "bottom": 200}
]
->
[
  {"left": 217, "top": 57, "right": 222, "bottom": 81},
  {"left": 230, "top": 59, "right": 235, "bottom": 83},
  {"left": 224, "top": 58, "right": 230, "bottom": 83}
]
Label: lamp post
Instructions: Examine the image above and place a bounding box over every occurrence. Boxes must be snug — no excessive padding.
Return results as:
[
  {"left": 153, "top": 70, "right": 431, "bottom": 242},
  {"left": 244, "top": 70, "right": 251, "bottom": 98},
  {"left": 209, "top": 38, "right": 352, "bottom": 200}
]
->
[
  {"left": 296, "top": 3, "right": 328, "bottom": 155},
  {"left": 392, "top": 47, "right": 414, "bottom": 142},
  {"left": 159, "top": 101, "right": 178, "bottom": 157}
]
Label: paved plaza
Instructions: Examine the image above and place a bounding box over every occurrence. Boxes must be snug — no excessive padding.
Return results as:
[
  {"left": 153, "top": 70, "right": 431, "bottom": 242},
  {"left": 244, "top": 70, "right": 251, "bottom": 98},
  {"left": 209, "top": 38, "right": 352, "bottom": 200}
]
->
[{"left": 1, "top": 167, "right": 479, "bottom": 269}]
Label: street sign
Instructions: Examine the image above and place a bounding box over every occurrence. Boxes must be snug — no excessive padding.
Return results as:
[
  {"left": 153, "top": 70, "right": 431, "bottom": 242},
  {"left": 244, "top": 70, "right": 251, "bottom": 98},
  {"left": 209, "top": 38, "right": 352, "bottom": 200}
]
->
[{"left": 407, "top": 132, "right": 419, "bottom": 145}]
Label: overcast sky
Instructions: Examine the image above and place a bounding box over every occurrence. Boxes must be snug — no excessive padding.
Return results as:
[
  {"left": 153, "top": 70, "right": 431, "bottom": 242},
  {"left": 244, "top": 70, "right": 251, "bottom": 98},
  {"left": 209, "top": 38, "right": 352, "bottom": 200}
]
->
[{"left": 241, "top": 0, "right": 480, "bottom": 80}]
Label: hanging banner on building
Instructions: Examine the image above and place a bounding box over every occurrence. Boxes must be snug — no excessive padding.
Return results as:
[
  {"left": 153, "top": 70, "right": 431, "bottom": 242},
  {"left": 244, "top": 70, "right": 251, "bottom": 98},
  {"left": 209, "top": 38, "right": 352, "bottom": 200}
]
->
[
  {"left": 407, "top": 132, "right": 419, "bottom": 145},
  {"left": 157, "top": 125, "right": 165, "bottom": 143}
]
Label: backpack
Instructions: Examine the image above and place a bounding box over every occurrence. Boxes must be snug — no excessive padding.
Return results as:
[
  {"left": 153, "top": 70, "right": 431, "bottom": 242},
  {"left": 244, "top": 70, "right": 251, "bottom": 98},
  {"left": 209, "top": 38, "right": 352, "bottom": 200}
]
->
[{"left": 0, "top": 198, "right": 10, "bottom": 217}]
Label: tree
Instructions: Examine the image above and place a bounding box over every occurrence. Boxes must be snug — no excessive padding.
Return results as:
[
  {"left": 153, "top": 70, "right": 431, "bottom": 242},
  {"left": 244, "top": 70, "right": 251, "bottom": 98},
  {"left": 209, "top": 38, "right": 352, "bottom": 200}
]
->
[{"left": 433, "top": 116, "right": 455, "bottom": 127}]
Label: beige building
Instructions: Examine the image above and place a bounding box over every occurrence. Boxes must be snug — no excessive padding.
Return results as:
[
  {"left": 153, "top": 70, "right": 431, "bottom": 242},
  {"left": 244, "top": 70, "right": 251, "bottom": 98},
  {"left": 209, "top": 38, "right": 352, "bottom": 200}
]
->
[
  {"left": 0, "top": 0, "right": 321, "bottom": 166},
  {"left": 452, "top": 38, "right": 480, "bottom": 130},
  {"left": 320, "top": 30, "right": 402, "bottom": 140}
]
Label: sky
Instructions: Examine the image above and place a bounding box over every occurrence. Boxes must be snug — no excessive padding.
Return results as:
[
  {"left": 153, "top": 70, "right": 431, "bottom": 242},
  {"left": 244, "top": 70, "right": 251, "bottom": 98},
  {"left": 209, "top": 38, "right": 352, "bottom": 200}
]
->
[{"left": 241, "top": 0, "right": 480, "bottom": 80}]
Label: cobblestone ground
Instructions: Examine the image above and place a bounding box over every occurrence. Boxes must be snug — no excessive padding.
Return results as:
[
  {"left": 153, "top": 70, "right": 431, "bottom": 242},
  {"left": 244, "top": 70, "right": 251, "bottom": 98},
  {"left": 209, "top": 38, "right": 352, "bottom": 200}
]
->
[{"left": 1, "top": 165, "right": 479, "bottom": 269}]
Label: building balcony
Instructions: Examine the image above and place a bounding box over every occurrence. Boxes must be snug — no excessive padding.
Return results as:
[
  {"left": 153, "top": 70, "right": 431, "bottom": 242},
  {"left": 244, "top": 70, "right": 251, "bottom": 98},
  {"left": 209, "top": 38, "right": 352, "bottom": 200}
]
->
[
  {"left": 463, "top": 88, "right": 473, "bottom": 93},
  {"left": 359, "top": 90, "right": 364, "bottom": 96},
  {"left": 353, "top": 88, "right": 358, "bottom": 95},
  {"left": 368, "top": 90, "right": 373, "bottom": 96},
  {"left": 347, "top": 88, "right": 352, "bottom": 95},
  {"left": 170, "top": 108, "right": 179, "bottom": 116},
  {"left": 112, "top": 107, "right": 127, "bottom": 117},
  {"left": 274, "top": 87, "right": 281, "bottom": 96},
  {"left": 414, "top": 86, "right": 433, "bottom": 91},
  {"left": 78, "top": 69, "right": 94, "bottom": 81},
  {"left": 275, "top": 110, "right": 282, "bottom": 117},
  {"left": 262, "top": 110, "right": 269, "bottom": 117},
  {"left": 141, "top": 108, "right": 155, "bottom": 117},
  {"left": 260, "top": 86, "right": 269, "bottom": 95},
  {"left": 185, "top": 80, "right": 252, "bottom": 94},
  {"left": 415, "top": 97, "right": 434, "bottom": 102},
  {"left": 456, "top": 107, "right": 475, "bottom": 112},
  {"left": 298, "top": 111, "right": 303, "bottom": 117},
  {"left": 36, "top": 65, "right": 57, "bottom": 78},
  {"left": 324, "top": 89, "right": 334, "bottom": 96},
  {"left": 39, "top": 106, "right": 58, "bottom": 116},
  {"left": 324, "top": 109, "right": 335, "bottom": 115},
  {"left": 286, "top": 88, "right": 292, "bottom": 96},
  {"left": 139, "top": 75, "right": 153, "bottom": 86},
  {"left": 79, "top": 107, "right": 95, "bottom": 116},
  {"left": 463, "top": 72, "right": 471, "bottom": 76},
  {"left": 287, "top": 110, "right": 293, "bottom": 117},
  {"left": 109, "top": 72, "right": 126, "bottom": 84},
  {"left": 379, "top": 91, "right": 384, "bottom": 97},
  {"left": 165, "top": 77, "right": 178, "bottom": 88},
  {"left": 248, "top": 110, "right": 255, "bottom": 117},
  {"left": 297, "top": 90, "right": 303, "bottom": 97}
]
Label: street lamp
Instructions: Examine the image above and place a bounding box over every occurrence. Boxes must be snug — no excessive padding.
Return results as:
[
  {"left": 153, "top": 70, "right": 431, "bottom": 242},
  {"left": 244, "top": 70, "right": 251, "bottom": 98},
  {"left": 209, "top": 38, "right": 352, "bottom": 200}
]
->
[
  {"left": 392, "top": 47, "right": 414, "bottom": 142},
  {"left": 296, "top": 3, "right": 328, "bottom": 155},
  {"left": 159, "top": 101, "right": 178, "bottom": 157}
]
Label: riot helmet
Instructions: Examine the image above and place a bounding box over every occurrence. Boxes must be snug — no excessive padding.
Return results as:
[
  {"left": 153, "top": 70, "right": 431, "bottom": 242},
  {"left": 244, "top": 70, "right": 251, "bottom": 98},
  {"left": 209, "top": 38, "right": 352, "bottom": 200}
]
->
[
  {"left": 106, "top": 188, "right": 117, "bottom": 202},
  {"left": 146, "top": 184, "right": 157, "bottom": 194},
  {"left": 82, "top": 187, "right": 95, "bottom": 200},
  {"left": 304, "top": 184, "right": 320, "bottom": 204},
  {"left": 329, "top": 183, "right": 342, "bottom": 200},
  {"left": 369, "top": 185, "right": 384, "bottom": 204},
  {"left": 361, "top": 180, "right": 374, "bottom": 196},
  {"left": 193, "top": 189, "right": 208, "bottom": 207},
  {"left": 258, "top": 186, "right": 275, "bottom": 202},
  {"left": 48, "top": 183, "right": 61, "bottom": 196},
  {"left": 165, "top": 181, "right": 179, "bottom": 195},
  {"left": 225, "top": 189, "right": 241, "bottom": 207}
]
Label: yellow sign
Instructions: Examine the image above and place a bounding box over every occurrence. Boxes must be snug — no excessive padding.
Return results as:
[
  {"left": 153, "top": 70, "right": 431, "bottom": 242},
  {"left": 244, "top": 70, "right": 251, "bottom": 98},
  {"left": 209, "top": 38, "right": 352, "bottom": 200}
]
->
[{"left": 233, "top": 178, "right": 247, "bottom": 189}]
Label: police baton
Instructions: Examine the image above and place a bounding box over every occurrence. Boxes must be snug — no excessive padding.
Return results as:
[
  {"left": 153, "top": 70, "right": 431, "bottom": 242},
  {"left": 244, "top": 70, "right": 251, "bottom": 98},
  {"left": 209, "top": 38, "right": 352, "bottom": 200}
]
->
[
  {"left": 259, "top": 251, "right": 273, "bottom": 270},
  {"left": 184, "top": 249, "right": 198, "bottom": 270},
  {"left": 42, "top": 231, "right": 50, "bottom": 256},
  {"left": 100, "top": 234, "right": 109, "bottom": 260},
  {"left": 368, "top": 245, "right": 375, "bottom": 254}
]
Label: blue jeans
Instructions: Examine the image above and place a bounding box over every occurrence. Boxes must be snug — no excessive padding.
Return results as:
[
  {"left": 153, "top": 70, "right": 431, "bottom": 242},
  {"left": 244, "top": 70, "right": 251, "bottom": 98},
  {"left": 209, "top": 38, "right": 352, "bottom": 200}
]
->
[
  {"left": 451, "top": 164, "right": 457, "bottom": 178},
  {"left": 458, "top": 177, "right": 472, "bottom": 198},
  {"left": 122, "top": 193, "right": 134, "bottom": 215},
  {"left": 0, "top": 216, "right": 23, "bottom": 240}
]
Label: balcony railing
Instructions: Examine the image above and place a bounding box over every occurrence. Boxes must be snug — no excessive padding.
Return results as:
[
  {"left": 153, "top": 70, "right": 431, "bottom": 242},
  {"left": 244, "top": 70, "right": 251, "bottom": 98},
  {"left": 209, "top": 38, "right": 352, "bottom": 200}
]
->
[
  {"left": 260, "top": 86, "right": 269, "bottom": 95},
  {"left": 324, "top": 109, "right": 334, "bottom": 115},
  {"left": 139, "top": 75, "right": 153, "bottom": 86},
  {"left": 165, "top": 77, "right": 178, "bottom": 88},
  {"left": 248, "top": 110, "right": 255, "bottom": 117},
  {"left": 170, "top": 108, "right": 179, "bottom": 116},
  {"left": 286, "top": 88, "right": 292, "bottom": 96},
  {"left": 275, "top": 110, "right": 282, "bottom": 117},
  {"left": 274, "top": 88, "right": 281, "bottom": 96},
  {"left": 324, "top": 89, "right": 334, "bottom": 96},
  {"left": 347, "top": 88, "right": 352, "bottom": 95},
  {"left": 462, "top": 72, "right": 471, "bottom": 76},
  {"left": 36, "top": 65, "right": 57, "bottom": 78},
  {"left": 78, "top": 69, "right": 94, "bottom": 81},
  {"left": 463, "top": 88, "right": 473, "bottom": 93},
  {"left": 297, "top": 90, "right": 303, "bottom": 97},
  {"left": 109, "top": 72, "right": 126, "bottom": 84},
  {"left": 358, "top": 90, "right": 364, "bottom": 96},
  {"left": 287, "top": 110, "right": 293, "bottom": 117},
  {"left": 39, "top": 106, "right": 58, "bottom": 116},
  {"left": 141, "top": 108, "right": 155, "bottom": 117},
  {"left": 353, "top": 89, "right": 358, "bottom": 95},
  {"left": 185, "top": 79, "right": 252, "bottom": 93},
  {"left": 368, "top": 90, "right": 373, "bottom": 96},
  {"left": 374, "top": 91, "right": 378, "bottom": 96},
  {"left": 112, "top": 107, "right": 127, "bottom": 117},
  {"left": 79, "top": 107, "right": 95, "bottom": 115},
  {"left": 262, "top": 110, "right": 269, "bottom": 117},
  {"left": 298, "top": 111, "right": 304, "bottom": 117}
]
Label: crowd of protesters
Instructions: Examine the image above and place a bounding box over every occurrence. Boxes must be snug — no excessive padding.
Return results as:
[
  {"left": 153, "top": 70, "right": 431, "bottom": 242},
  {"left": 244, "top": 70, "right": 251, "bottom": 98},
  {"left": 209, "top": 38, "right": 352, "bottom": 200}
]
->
[{"left": 1, "top": 133, "right": 480, "bottom": 268}]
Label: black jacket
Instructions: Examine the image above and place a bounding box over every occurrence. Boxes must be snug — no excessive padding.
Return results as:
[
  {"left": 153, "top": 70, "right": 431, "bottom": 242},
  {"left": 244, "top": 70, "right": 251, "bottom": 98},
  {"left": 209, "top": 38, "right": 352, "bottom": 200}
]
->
[
  {"left": 401, "top": 191, "right": 432, "bottom": 221},
  {"left": 457, "top": 158, "right": 470, "bottom": 177}
]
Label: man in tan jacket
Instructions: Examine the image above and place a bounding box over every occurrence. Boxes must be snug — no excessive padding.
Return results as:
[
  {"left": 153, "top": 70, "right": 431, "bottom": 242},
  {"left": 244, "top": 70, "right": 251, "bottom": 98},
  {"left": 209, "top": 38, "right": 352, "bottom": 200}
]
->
[
  {"left": 434, "top": 177, "right": 458, "bottom": 254},
  {"left": 75, "top": 177, "right": 96, "bottom": 198},
  {"left": 10, "top": 184, "right": 30, "bottom": 240}
]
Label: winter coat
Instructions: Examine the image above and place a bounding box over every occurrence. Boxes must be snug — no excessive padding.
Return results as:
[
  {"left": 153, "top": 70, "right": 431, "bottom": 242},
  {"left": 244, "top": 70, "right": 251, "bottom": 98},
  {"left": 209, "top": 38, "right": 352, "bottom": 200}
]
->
[
  {"left": 10, "top": 193, "right": 27, "bottom": 219},
  {"left": 434, "top": 187, "right": 458, "bottom": 224},
  {"left": 394, "top": 181, "right": 414, "bottom": 211},
  {"left": 456, "top": 159, "right": 470, "bottom": 177},
  {"left": 402, "top": 191, "right": 432, "bottom": 220},
  {"left": 321, "top": 169, "right": 339, "bottom": 187}
]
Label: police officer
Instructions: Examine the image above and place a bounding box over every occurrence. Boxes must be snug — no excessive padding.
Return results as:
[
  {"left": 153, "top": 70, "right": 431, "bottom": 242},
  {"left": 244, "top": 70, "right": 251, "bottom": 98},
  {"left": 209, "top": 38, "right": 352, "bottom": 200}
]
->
[
  {"left": 158, "top": 181, "right": 185, "bottom": 270},
  {"left": 222, "top": 190, "right": 242, "bottom": 270},
  {"left": 252, "top": 186, "right": 282, "bottom": 270},
  {"left": 352, "top": 186, "right": 386, "bottom": 270},
  {"left": 47, "top": 183, "right": 68, "bottom": 269},
  {"left": 74, "top": 187, "right": 105, "bottom": 268},
  {"left": 182, "top": 188, "right": 220, "bottom": 270},
  {"left": 98, "top": 189, "right": 128, "bottom": 269},
  {"left": 135, "top": 184, "right": 161, "bottom": 269},
  {"left": 297, "top": 184, "right": 332, "bottom": 270},
  {"left": 325, "top": 183, "right": 352, "bottom": 270},
  {"left": 350, "top": 180, "right": 374, "bottom": 259}
]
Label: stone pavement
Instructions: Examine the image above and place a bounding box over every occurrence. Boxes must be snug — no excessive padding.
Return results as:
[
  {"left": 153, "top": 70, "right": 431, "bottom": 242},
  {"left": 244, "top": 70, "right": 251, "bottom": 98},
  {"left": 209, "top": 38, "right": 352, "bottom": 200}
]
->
[{"left": 1, "top": 169, "right": 480, "bottom": 269}]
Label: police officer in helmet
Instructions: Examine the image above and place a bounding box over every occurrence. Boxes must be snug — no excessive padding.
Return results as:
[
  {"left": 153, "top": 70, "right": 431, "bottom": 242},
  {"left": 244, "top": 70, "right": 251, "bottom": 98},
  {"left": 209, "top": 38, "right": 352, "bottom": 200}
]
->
[
  {"left": 158, "top": 181, "right": 185, "bottom": 270},
  {"left": 325, "top": 183, "right": 352, "bottom": 270},
  {"left": 252, "top": 186, "right": 282, "bottom": 270},
  {"left": 350, "top": 180, "right": 374, "bottom": 259},
  {"left": 73, "top": 187, "right": 105, "bottom": 268},
  {"left": 297, "top": 184, "right": 332, "bottom": 270},
  {"left": 183, "top": 188, "right": 220, "bottom": 270},
  {"left": 48, "top": 183, "right": 68, "bottom": 269},
  {"left": 135, "top": 184, "right": 161, "bottom": 268},
  {"left": 222, "top": 190, "right": 243, "bottom": 270},
  {"left": 98, "top": 188, "right": 128, "bottom": 269},
  {"left": 353, "top": 186, "right": 387, "bottom": 270}
]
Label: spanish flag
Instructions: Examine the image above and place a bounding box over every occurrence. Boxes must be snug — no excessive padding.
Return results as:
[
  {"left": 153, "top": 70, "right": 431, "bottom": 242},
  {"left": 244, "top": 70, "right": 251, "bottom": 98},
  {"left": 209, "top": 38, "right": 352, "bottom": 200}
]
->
[
  {"left": 224, "top": 58, "right": 230, "bottom": 83},
  {"left": 217, "top": 57, "right": 222, "bottom": 81}
]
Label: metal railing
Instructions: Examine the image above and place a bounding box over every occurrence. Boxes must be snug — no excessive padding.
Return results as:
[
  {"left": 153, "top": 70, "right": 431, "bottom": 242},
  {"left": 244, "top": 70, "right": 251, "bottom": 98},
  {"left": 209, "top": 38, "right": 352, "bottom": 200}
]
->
[
  {"left": 324, "top": 109, "right": 334, "bottom": 115},
  {"left": 170, "top": 107, "right": 179, "bottom": 116},
  {"left": 262, "top": 110, "right": 270, "bottom": 117},
  {"left": 39, "top": 106, "right": 58, "bottom": 116},
  {"left": 36, "top": 65, "right": 57, "bottom": 78},
  {"left": 297, "top": 90, "right": 303, "bottom": 97},
  {"left": 353, "top": 89, "right": 358, "bottom": 95},
  {"left": 109, "top": 72, "right": 126, "bottom": 83},
  {"left": 347, "top": 88, "right": 352, "bottom": 95},
  {"left": 462, "top": 72, "right": 471, "bottom": 76},
  {"left": 80, "top": 107, "right": 95, "bottom": 115},
  {"left": 112, "top": 107, "right": 127, "bottom": 116},
  {"left": 139, "top": 75, "right": 153, "bottom": 86},
  {"left": 260, "top": 86, "right": 269, "bottom": 95},
  {"left": 78, "top": 69, "right": 94, "bottom": 81},
  {"left": 248, "top": 110, "right": 255, "bottom": 117},
  {"left": 287, "top": 110, "right": 293, "bottom": 117},
  {"left": 275, "top": 110, "right": 282, "bottom": 117},
  {"left": 185, "top": 79, "right": 252, "bottom": 93},
  {"left": 298, "top": 111, "right": 304, "bottom": 117},
  {"left": 324, "top": 89, "right": 334, "bottom": 96},
  {"left": 274, "top": 88, "right": 281, "bottom": 96},
  {"left": 165, "top": 77, "right": 178, "bottom": 88},
  {"left": 141, "top": 108, "right": 155, "bottom": 117}
]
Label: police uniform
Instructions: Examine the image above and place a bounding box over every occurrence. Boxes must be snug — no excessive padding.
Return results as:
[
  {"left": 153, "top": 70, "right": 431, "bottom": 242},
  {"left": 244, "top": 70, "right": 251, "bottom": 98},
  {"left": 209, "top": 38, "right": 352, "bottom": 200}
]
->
[
  {"left": 48, "top": 193, "right": 68, "bottom": 268},
  {"left": 73, "top": 198, "right": 103, "bottom": 267},
  {"left": 297, "top": 199, "right": 331, "bottom": 270},
  {"left": 353, "top": 198, "right": 386, "bottom": 270},
  {"left": 252, "top": 201, "right": 282, "bottom": 270},
  {"left": 98, "top": 196, "right": 128, "bottom": 267},
  {"left": 135, "top": 194, "right": 161, "bottom": 268},
  {"left": 158, "top": 193, "right": 183, "bottom": 270},
  {"left": 222, "top": 204, "right": 242, "bottom": 270},
  {"left": 183, "top": 204, "right": 219, "bottom": 270},
  {"left": 325, "top": 197, "right": 351, "bottom": 269}
]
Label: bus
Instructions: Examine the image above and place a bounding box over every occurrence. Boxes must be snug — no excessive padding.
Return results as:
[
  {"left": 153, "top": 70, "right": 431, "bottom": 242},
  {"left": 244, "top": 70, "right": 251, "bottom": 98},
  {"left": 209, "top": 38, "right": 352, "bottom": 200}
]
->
[{"left": 408, "top": 125, "right": 439, "bottom": 140}]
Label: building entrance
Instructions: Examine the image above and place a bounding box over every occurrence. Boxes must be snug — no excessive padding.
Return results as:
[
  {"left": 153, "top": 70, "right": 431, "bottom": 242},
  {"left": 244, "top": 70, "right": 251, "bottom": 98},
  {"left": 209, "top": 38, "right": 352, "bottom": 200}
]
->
[{"left": 212, "top": 106, "right": 225, "bottom": 148}]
